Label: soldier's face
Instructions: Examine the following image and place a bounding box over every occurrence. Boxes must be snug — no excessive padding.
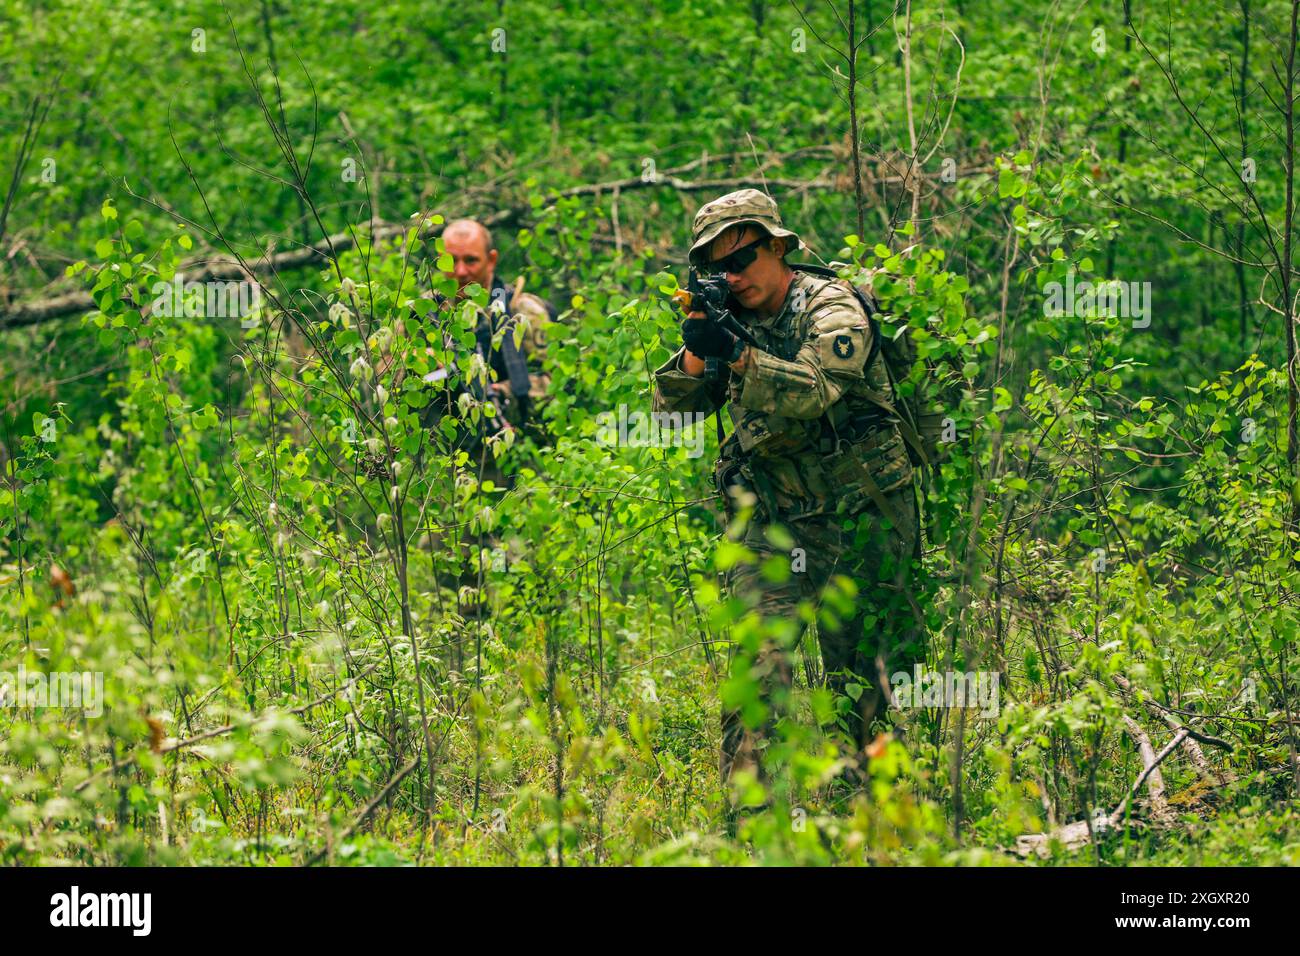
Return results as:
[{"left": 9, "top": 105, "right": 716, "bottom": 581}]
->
[
  {"left": 442, "top": 226, "right": 498, "bottom": 293},
  {"left": 705, "top": 225, "right": 788, "bottom": 311}
]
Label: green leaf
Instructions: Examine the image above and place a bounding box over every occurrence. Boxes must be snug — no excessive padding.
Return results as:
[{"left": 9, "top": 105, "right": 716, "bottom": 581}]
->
[{"left": 998, "top": 168, "right": 1019, "bottom": 198}]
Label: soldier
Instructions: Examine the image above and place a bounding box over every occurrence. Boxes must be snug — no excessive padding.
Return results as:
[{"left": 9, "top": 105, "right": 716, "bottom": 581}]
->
[
  {"left": 428, "top": 220, "right": 556, "bottom": 617},
  {"left": 441, "top": 218, "right": 554, "bottom": 427},
  {"left": 652, "top": 189, "right": 924, "bottom": 790},
  {"left": 417, "top": 219, "right": 556, "bottom": 494}
]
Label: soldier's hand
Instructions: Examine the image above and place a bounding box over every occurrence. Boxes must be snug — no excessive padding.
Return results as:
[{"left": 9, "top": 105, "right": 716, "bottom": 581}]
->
[
  {"left": 681, "top": 313, "right": 739, "bottom": 360},
  {"left": 679, "top": 310, "right": 708, "bottom": 375}
]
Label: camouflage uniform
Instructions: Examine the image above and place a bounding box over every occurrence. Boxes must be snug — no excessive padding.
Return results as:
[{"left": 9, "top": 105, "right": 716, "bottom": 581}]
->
[{"left": 652, "top": 190, "right": 923, "bottom": 784}]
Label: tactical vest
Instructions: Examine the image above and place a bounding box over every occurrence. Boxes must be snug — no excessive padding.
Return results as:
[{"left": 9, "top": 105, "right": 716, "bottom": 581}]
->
[{"left": 715, "top": 271, "right": 915, "bottom": 525}]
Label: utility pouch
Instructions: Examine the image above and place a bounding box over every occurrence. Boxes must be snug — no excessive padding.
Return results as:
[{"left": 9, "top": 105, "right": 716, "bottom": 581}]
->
[
  {"left": 730, "top": 406, "right": 821, "bottom": 458},
  {"left": 815, "top": 423, "right": 914, "bottom": 522}
]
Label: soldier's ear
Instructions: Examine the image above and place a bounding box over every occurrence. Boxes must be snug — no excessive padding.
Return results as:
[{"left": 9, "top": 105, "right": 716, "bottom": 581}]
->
[{"left": 769, "top": 236, "right": 787, "bottom": 259}]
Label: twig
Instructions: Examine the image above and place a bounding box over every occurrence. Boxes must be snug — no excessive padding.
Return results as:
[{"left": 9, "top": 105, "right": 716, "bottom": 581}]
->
[
  {"left": 303, "top": 755, "right": 420, "bottom": 866},
  {"left": 72, "top": 663, "right": 378, "bottom": 793}
]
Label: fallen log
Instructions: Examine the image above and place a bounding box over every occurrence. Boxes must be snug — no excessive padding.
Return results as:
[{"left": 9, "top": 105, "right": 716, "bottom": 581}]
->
[
  {"left": 1014, "top": 726, "right": 1190, "bottom": 859},
  {"left": 1121, "top": 714, "right": 1172, "bottom": 821},
  {"left": 1113, "top": 673, "right": 1234, "bottom": 785}
]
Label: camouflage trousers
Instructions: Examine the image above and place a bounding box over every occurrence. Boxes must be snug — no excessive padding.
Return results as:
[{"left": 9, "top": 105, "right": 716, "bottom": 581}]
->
[{"left": 720, "top": 482, "right": 924, "bottom": 786}]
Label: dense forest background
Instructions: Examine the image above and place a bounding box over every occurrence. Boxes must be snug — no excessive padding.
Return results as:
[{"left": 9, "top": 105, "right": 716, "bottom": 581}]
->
[{"left": 2, "top": 0, "right": 1299, "bottom": 865}]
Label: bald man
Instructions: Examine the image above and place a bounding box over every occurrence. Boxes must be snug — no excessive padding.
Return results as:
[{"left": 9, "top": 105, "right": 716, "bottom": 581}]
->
[{"left": 441, "top": 219, "right": 553, "bottom": 418}]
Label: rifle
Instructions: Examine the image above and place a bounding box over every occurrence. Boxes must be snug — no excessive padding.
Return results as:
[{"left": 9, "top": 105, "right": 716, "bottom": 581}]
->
[{"left": 670, "top": 270, "right": 757, "bottom": 382}]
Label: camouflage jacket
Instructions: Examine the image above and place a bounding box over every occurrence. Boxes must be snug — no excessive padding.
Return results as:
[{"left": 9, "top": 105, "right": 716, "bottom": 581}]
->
[{"left": 652, "top": 270, "right": 913, "bottom": 521}]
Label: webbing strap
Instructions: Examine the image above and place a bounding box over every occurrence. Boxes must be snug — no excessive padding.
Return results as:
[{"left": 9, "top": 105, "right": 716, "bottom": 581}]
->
[
  {"left": 856, "top": 464, "right": 910, "bottom": 532},
  {"left": 861, "top": 389, "right": 930, "bottom": 469}
]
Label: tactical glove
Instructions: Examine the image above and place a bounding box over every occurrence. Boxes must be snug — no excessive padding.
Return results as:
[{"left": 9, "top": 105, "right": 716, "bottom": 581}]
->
[{"left": 681, "top": 317, "right": 743, "bottom": 362}]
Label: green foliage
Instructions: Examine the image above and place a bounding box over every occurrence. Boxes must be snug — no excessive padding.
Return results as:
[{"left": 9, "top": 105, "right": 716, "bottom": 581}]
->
[{"left": 3, "top": 0, "right": 1300, "bottom": 866}]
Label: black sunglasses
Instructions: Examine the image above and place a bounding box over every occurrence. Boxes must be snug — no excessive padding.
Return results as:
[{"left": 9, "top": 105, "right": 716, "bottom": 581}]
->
[{"left": 699, "top": 234, "right": 770, "bottom": 276}]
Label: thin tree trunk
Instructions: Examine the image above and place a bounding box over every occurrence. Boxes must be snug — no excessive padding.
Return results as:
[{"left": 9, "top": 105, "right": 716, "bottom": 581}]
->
[
  {"left": 1237, "top": 0, "right": 1252, "bottom": 352},
  {"left": 848, "top": 0, "right": 866, "bottom": 238}
]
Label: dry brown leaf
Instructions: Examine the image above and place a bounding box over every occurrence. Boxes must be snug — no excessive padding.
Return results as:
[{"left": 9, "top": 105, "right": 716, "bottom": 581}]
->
[{"left": 865, "top": 732, "right": 892, "bottom": 760}]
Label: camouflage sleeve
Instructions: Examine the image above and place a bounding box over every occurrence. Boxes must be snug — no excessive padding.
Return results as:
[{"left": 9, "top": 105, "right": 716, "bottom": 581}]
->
[
  {"left": 736, "top": 284, "right": 872, "bottom": 420},
  {"left": 652, "top": 346, "right": 727, "bottom": 414}
]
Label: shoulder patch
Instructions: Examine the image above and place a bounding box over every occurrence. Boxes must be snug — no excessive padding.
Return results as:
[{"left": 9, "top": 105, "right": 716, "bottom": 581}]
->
[{"left": 817, "top": 327, "right": 868, "bottom": 375}]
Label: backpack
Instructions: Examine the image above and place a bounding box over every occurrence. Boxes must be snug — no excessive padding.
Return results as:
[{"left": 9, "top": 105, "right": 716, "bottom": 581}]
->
[{"left": 792, "top": 263, "right": 949, "bottom": 478}]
